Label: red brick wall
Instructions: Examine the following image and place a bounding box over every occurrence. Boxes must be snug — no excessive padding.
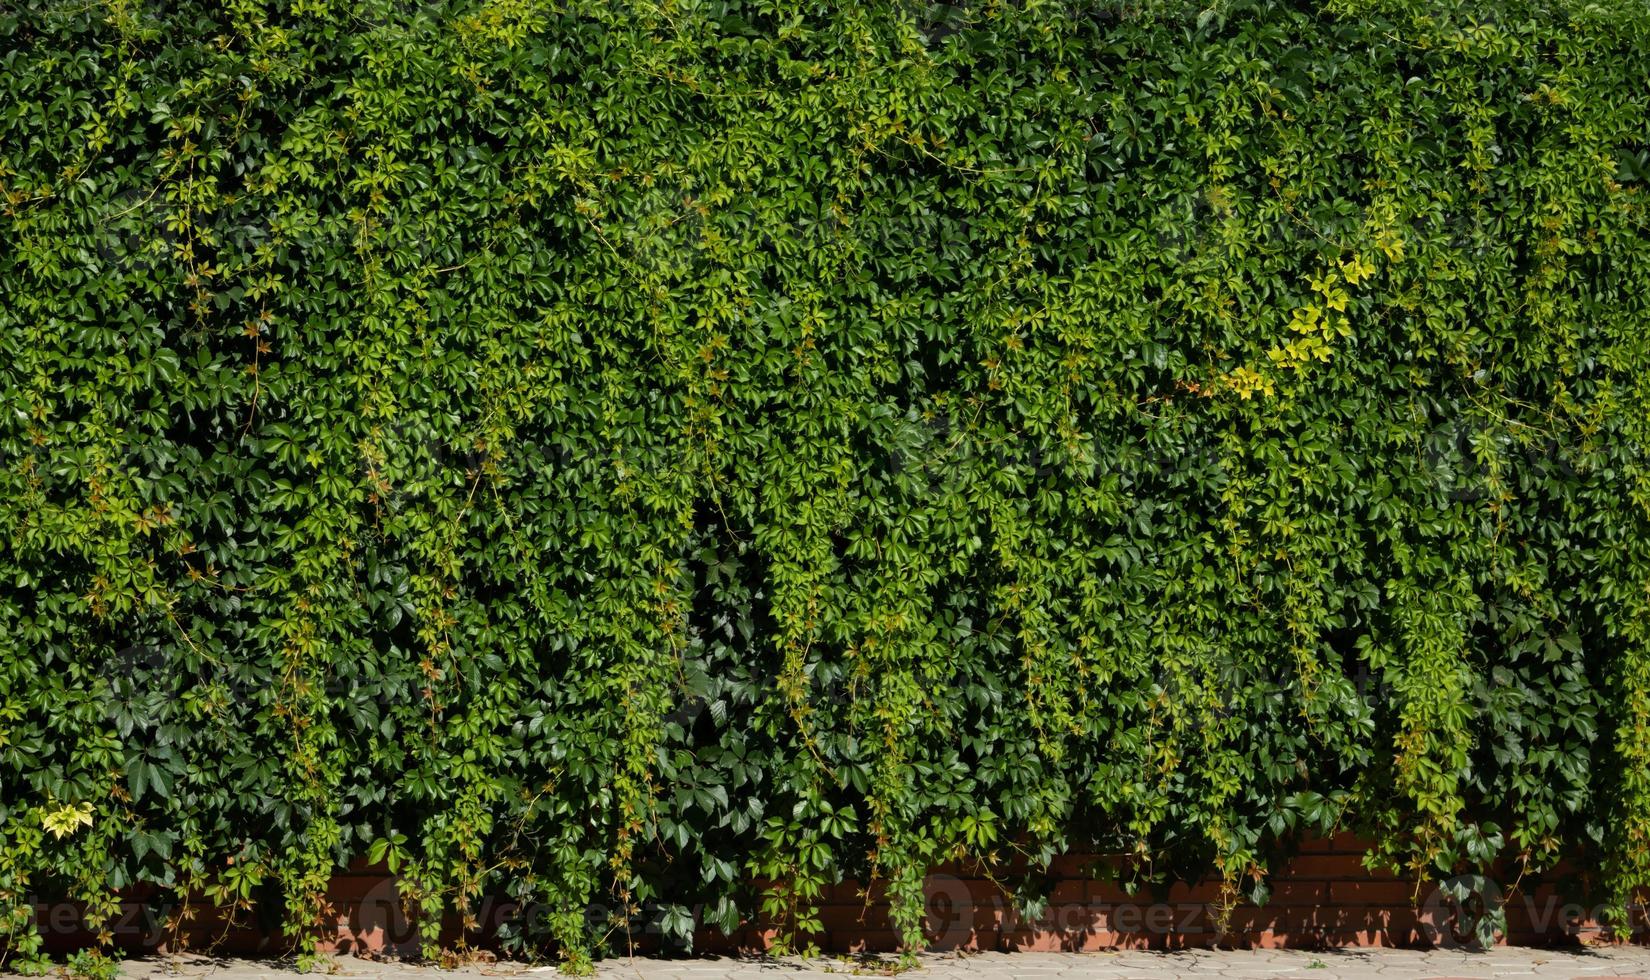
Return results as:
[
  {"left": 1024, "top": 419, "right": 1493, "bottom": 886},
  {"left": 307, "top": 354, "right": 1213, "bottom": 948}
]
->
[
  {"left": 24, "top": 835, "right": 1649, "bottom": 958},
  {"left": 698, "top": 836, "right": 1644, "bottom": 954}
]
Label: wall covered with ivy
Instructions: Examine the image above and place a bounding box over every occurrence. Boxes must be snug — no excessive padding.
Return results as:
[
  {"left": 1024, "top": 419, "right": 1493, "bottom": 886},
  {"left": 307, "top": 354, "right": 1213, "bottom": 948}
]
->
[{"left": 2, "top": 0, "right": 1649, "bottom": 970}]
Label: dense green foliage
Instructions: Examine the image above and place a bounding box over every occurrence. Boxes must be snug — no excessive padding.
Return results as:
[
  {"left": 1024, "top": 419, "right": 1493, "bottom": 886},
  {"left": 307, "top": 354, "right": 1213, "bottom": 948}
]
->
[{"left": 3, "top": 0, "right": 1650, "bottom": 968}]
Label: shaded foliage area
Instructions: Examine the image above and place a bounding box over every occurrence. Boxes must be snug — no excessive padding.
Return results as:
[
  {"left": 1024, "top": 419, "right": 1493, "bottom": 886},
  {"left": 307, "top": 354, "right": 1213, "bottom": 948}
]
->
[{"left": 2, "top": 0, "right": 1648, "bottom": 970}]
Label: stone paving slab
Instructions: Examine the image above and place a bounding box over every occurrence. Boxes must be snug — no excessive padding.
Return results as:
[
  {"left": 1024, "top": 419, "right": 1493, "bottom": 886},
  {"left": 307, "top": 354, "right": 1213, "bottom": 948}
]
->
[{"left": 6, "top": 949, "right": 1650, "bottom": 980}]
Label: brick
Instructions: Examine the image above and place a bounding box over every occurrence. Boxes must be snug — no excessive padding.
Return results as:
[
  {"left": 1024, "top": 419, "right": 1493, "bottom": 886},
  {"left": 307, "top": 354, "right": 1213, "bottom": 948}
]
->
[
  {"left": 1167, "top": 880, "right": 1224, "bottom": 903},
  {"left": 35, "top": 840, "right": 1641, "bottom": 959},
  {"left": 1318, "top": 928, "right": 1402, "bottom": 947},
  {"left": 1035, "top": 902, "right": 1107, "bottom": 935},
  {"left": 832, "top": 928, "right": 901, "bottom": 952},
  {"left": 1299, "top": 831, "right": 1375, "bottom": 854},
  {"left": 1312, "top": 907, "right": 1388, "bottom": 930},
  {"left": 1048, "top": 854, "right": 1097, "bottom": 878},
  {"left": 931, "top": 876, "right": 1012, "bottom": 902},
  {"left": 818, "top": 903, "right": 891, "bottom": 931},
  {"left": 1268, "top": 881, "right": 1328, "bottom": 906},
  {"left": 999, "top": 928, "right": 1064, "bottom": 952},
  {"left": 328, "top": 874, "right": 403, "bottom": 902},
  {"left": 1286, "top": 854, "right": 1396, "bottom": 879},
  {"left": 1224, "top": 906, "right": 1315, "bottom": 935},
  {"left": 1330, "top": 880, "right": 1420, "bottom": 905}
]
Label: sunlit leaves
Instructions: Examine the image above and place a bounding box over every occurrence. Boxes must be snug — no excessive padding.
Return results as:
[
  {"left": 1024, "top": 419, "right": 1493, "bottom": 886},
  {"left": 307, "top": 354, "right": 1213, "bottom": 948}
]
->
[{"left": 0, "top": 0, "right": 1648, "bottom": 967}]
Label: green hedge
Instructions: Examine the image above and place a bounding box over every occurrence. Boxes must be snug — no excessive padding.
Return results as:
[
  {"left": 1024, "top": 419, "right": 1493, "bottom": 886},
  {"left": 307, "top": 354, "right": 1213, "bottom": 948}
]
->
[{"left": 3, "top": 0, "right": 1650, "bottom": 969}]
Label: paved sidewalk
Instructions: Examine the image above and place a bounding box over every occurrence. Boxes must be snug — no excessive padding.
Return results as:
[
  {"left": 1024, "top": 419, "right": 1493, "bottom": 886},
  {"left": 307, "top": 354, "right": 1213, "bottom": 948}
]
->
[{"left": 18, "top": 948, "right": 1650, "bottom": 979}]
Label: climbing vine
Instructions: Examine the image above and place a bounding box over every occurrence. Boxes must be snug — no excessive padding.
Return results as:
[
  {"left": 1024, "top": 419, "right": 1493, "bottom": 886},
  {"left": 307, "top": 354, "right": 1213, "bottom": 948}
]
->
[{"left": 2, "top": 0, "right": 1648, "bottom": 971}]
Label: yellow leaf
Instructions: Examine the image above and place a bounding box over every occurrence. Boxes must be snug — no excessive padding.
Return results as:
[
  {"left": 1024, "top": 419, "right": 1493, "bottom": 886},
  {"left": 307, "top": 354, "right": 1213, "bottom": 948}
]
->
[
  {"left": 1340, "top": 254, "right": 1376, "bottom": 284},
  {"left": 42, "top": 801, "right": 94, "bottom": 839}
]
